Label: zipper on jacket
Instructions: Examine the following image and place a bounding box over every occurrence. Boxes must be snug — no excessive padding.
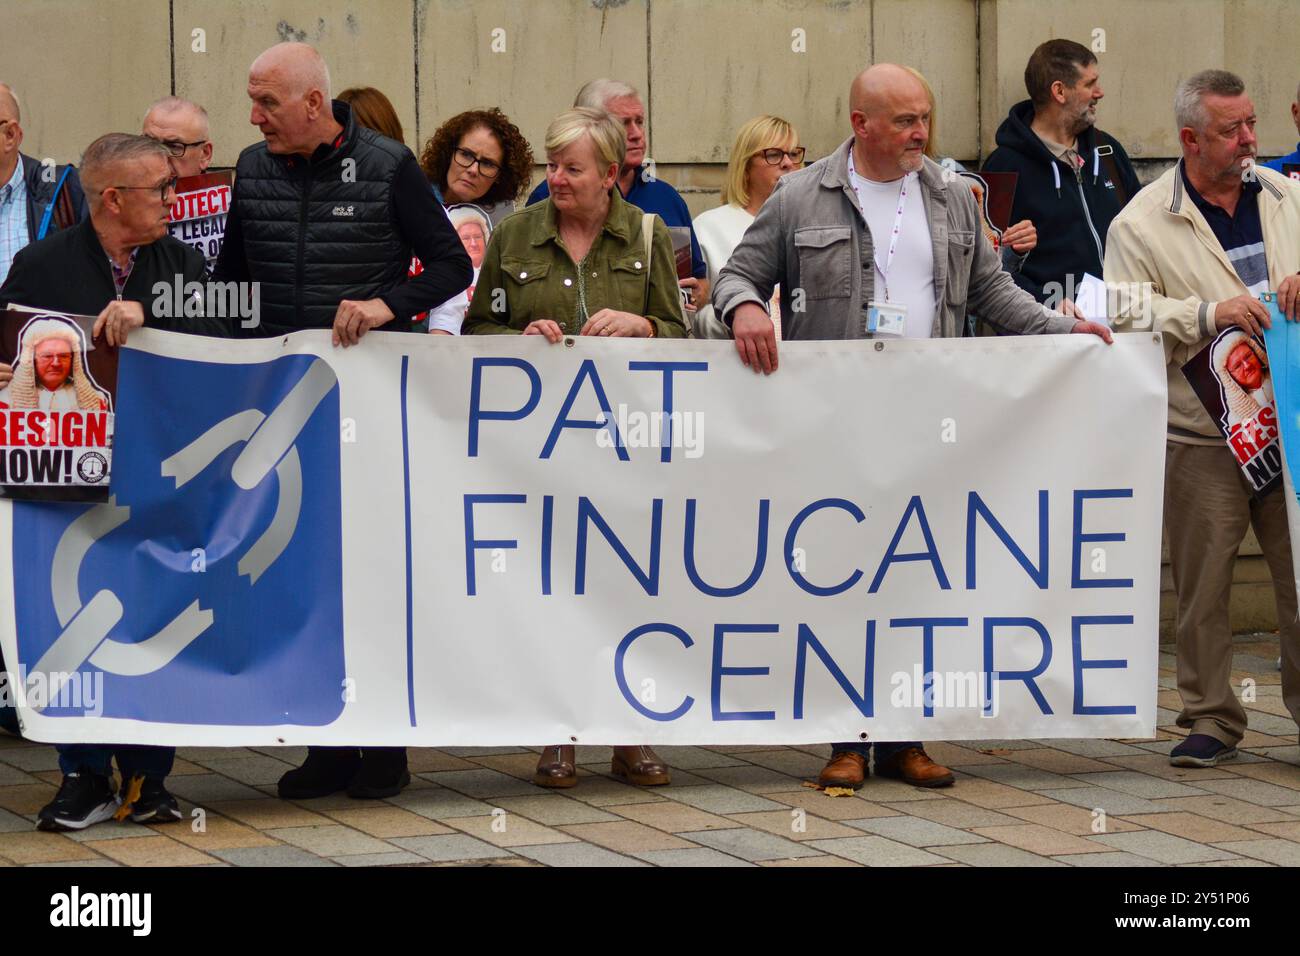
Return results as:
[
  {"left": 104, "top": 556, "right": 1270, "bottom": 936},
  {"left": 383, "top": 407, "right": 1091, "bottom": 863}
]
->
[
  {"left": 294, "top": 165, "right": 312, "bottom": 327},
  {"left": 1075, "top": 178, "right": 1104, "bottom": 268}
]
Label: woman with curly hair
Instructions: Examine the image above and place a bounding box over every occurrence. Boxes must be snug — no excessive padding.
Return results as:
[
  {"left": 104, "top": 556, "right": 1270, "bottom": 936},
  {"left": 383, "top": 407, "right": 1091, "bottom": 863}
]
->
[{"left": 420, "top": 108, "right": 533, "bottom": 223}]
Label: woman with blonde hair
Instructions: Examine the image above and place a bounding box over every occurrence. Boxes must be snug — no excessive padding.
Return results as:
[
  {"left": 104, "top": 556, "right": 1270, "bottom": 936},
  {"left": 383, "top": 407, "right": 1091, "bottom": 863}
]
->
[
  {"left": 692, "top": 115, "right": 803, "bottom": 338},
  {"left": 464, "top": 108, "right": 688, "bottom": 789}
]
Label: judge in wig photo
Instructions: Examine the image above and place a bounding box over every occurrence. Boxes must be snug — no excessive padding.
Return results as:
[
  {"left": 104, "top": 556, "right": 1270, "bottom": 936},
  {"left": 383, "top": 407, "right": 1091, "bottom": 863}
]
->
[{"left": 0, "top": 316, "right": 110, "bottom": 412}]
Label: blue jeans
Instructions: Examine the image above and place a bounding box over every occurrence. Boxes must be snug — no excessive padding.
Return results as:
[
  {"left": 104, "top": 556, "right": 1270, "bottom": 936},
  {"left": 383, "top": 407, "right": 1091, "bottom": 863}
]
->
[
  {"left": 831, "top": 741, "right": 921, "bottom": 764},
  {"left": 57, "top": 744, "right": 175, "bottom": 780}
]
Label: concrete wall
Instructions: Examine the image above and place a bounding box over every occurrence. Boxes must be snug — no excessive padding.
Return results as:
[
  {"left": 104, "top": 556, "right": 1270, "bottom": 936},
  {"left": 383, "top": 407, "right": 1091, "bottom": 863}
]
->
[
  {"left": 7, "top": 0, "right": 1299, "bottom": 207},
  {"left": 1, "top": 0, "right": 1293, "bottom": 634}
]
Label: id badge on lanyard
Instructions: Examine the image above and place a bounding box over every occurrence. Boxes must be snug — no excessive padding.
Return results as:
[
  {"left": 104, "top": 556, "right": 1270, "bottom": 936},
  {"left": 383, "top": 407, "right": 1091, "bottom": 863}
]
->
[{"left": 866, "top": 174, "right": 909, "bottom": 338}]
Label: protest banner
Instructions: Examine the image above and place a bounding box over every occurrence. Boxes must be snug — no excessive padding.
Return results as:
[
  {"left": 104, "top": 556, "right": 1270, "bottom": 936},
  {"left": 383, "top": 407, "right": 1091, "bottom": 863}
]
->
[
  {"left": 167, "top": 170, "right": 233, "bottom": 269},
  {"left": 1262, "top": 292, "right": 1300, "bottom": 601},
  {"left": 0, "top": 331, "right": 1166, "bottom": 746},
  {"left": 0, "top": 307, "right": 115, "bottom": 502},
  {"left": 1182, "top": 323, "right": 1281, "bottom": 497}
]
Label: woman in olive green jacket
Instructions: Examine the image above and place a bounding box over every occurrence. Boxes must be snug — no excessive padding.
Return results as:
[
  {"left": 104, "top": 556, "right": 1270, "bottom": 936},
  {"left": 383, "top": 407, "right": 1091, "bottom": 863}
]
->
[
  {"left": 465, "top": 108, "right": 685, "bottom": 790},
  {"left": 463, "top": 108, "right": 687, "bottom": 342}
]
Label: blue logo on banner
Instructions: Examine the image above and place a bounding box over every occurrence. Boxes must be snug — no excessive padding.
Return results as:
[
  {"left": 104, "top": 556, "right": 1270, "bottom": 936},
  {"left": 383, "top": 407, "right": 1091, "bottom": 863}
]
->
[{"left": 12, "top": 349, "right": 345, "bottom": 726}]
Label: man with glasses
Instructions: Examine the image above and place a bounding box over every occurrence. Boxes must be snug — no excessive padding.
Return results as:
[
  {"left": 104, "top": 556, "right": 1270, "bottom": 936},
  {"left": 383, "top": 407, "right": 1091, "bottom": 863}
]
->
[
  {"left": 0, "top": 133, "right": 208, "bottom": 830},
  {"left": 0, "top": 82, "right": 88, "bottom": 287},
  {"left": 143, "top": 96, "right": 213, "bottom": 179},
  {"left": 527, "top": 79, "right": 710, "bottom": 318}
]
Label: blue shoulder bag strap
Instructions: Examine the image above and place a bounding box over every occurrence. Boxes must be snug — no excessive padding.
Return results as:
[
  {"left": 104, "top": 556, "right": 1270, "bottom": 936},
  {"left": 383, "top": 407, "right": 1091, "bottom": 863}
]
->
[{"left": 36, "top": 165, "right": 74, "bottom": 241}]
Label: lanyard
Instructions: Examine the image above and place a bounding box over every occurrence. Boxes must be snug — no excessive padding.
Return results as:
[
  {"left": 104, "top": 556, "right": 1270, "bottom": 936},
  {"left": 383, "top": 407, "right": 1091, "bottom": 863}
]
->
[{"left": 870, "top": 175, "right": 909, "bottom": 302}]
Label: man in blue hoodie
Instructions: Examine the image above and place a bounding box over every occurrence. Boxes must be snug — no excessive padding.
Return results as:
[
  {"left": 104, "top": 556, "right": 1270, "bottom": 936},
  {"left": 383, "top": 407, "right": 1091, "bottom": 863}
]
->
[{"left": 982, "top": 39, "right": 1141, "bottom": 307}]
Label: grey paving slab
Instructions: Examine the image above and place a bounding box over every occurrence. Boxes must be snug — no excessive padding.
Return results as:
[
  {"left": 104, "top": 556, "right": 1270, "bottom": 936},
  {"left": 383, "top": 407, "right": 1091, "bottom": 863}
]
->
[
  {"left": 805, "top": 835, "right": 951, "bottom": 866},
  {"left": 693, "top": 765, "right": 806, "bottom": 793},
  {"left": 1044, "top": 787, "right": 1175, "bottom": 815},
  {"left": 958, "top": 764, "right": 1081, "bottom": 790},
  {"left": 420, "top": 769, "right": 544, "bottom": 798},
  {"left": 185, "top": 754, "right": 296, "bottom": 787},
  {"left": 880, "top": 800, "right": 1026, "bottom": 829},
  {"left": 387, "top": 787, "right": 497, "bottom": 820},
  {"left": 264, "top": 824, "right": 394, "bottom": 857},
  {"left": 0, "top": 747, "right": 61, "bottom": 772},
  {"left": 0, "top": 807, "right": 32, "bottom": 832},
  {"left": 952, "top": 739, "right": 1042, "bottom": 751},
  {"left": 1053, "top": 852, "right": 1169, "bottom": 867},
  {"left": 736, "top": 749, "right": 830, "bottom": 778},
  {"left": 333, "top": 851, "right": 427, "bottom": 867},
  {"left": 1178, "top": 858, "right": 1273, "bottom": 867},
  {"left": 1090, "top": 831, "right": 1239, "bottom": 864},
  {"left": 638, "top": 847, "right": 756, "bottom": 867},
  {"left": 64, "top": 820, "right": 159, "bottom": 842},
  {"left": 175, "top": 747, "right": 259, "bottom": 761},
  {"left": 1068, "top": 771, "right": 1209, "bottom": 799},
  {"left": 389, "top": 834, "right": 516, "bottom": 862},
  {"left": 514, "top": 842, "right": 648, "bottom": 867},
  {"left": 27, "top": 859, "right": 123, "bottom": 867},
  {"left": 1195, "top": 778, "right": 1300, "bottom": 807},
  {"left": 655, "top": 746, "right": 751, "bottom": 769},
  {"left": 211, "top": 846, "right": 339, "bottom": 866},
  {"left": 1033, "top": 739, "right": 1149, "bottom": 758},
  {"left": 659, "top": 785, "right": 789, "bottom": 814},
  {"left": 440, "top": 747, "right": 533, "bottom": 757},
  {"left": 677, "top": 827, "right": 823, "bottom": 862},
  {"left": 165, "top": 773, "right": 267, "bottom": 804},
  {"left": 1244, "top": 712, "right": 1300, "bottom": 736},
  {"left": 932, "top": 844, "right": 1067, "bottom": 866},
  {"left": 0, "top": 764, "right": 38, "bottom": 786},
  {"left": 845, "top": 815, "right": 989, "bottom": 847},
  {"left": 1213, "top": 839, "right": 1300, "bottom": 866},
  {"left": 491, "top": 794, "right": 621, "bottom": 826}
]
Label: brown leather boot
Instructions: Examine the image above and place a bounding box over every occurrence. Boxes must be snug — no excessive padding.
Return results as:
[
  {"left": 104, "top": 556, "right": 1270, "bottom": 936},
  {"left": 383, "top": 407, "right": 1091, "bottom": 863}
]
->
[
  {"left": 533, "top": 745, "right": 577, "bottom": 788},
  {"left": 817, "top": 751, "right": 867, "bottom": 790},
  {"left": 874, "top": 747, "right": 955, "bottom": 788},
  {"left": 610, "top": 745, "right": 670, "bottom": 786}
]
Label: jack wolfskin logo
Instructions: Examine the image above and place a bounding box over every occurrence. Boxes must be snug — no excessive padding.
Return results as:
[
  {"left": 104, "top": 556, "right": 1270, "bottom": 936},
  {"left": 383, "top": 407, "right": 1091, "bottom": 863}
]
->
[{"left": 331, "top": 205, "right": 355, "bottom": 217}]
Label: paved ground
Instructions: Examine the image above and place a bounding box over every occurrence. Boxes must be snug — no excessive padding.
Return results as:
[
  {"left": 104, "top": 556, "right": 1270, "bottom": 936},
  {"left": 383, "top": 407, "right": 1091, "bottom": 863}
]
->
[{"left": 1, "top": 634, "right": 1297, "bottom": 867}]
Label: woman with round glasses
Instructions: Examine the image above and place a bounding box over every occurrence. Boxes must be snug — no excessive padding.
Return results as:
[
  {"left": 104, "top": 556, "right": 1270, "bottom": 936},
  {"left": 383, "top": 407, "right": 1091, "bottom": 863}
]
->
[
  {"left": 692, "top": 116, "right": 803, "bottom": 338},
  {"left": 419, "top": 108, "right": 533, "bottom": 224}
]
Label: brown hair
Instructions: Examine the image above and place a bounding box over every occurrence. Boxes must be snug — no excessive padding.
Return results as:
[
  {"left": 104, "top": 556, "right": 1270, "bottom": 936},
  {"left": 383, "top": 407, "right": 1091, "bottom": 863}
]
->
[
  {"left": 338, "top": 86, "right": 404, "bottom": 144},
  {"left": 419, "top": 108, "right": 534, "bottom": 206},
  {"left": 1024, "top": 39, "right": 1096, "bottom": 108}
]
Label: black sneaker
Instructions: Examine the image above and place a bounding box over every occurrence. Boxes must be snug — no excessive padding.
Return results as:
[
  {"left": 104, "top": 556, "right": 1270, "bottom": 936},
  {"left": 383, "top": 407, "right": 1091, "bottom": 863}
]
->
[
  {"left": 122, "top": 776, "right": 183, "bottom": 824},
  {"left": 1169, "top": 734, "right": 1238, "bottom": 768},
  {"left": 37, "top": 772, "right": 120, "bottom": 831},
  {"left": 347, "top": 747, "right": 410, "bottom": 799},
  {"left": 277, "top": 746, "right": 362, "bottom": 799}
]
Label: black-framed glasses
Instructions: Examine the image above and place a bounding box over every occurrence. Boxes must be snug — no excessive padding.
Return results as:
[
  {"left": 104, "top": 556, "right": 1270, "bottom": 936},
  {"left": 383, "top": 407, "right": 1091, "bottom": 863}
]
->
[
  {"left": 452, "top": 146, "right": 501, "bottom": 179},
  {"left": 147, "top": 136, "right": 208, "bottom": 158},
  {"left": 755, "top": 146, "right": 806, "bottom": 166},
  {"left": 105, "top": 177, "right": 177, "bottom": 202}
]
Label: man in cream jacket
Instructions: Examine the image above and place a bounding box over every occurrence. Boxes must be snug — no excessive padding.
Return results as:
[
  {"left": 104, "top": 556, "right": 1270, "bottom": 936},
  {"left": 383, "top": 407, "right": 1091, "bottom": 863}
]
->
[{"left": 1106, "top": 69, "right": 1300, "bottom": 768}]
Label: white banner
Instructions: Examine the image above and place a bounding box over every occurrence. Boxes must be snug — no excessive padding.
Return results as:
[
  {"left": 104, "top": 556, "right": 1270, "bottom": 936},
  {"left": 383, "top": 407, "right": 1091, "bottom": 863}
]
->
[{"left": 0, "top": 330, "right": 1167, "bottom": 746}]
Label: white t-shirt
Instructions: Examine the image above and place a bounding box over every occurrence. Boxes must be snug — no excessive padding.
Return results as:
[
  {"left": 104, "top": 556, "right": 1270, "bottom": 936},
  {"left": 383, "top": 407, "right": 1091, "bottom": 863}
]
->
[{"left": 847, "top": 152, "right": 935, "bottom": 339}]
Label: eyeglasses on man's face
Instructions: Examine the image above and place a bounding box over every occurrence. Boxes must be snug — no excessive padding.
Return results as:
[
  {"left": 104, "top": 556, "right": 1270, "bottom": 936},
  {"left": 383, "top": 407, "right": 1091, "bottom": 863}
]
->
[
  {"left": 755, "top": 147, "right": 806, "bottom": 166},
  {"left": 147, "top": 135, "right": 208, "bottom": 158},
  {"left": 105, "top": 177, "right": 178, "bottom": 202},
  {"left": 452, "top": 146, "right": 501, "bottom": 179}
]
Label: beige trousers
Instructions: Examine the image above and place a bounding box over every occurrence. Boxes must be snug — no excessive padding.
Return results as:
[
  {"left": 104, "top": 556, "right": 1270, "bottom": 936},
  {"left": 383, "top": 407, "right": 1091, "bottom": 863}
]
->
[{"left": 1164, "top": 441, "right": 1300, "bottom": 745}]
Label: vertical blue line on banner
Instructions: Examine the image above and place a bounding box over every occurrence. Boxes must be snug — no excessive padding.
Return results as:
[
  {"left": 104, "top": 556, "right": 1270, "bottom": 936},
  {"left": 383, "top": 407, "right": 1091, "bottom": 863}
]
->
[{"left": 400, "top": 354, "right": 417, "bottom": 727}]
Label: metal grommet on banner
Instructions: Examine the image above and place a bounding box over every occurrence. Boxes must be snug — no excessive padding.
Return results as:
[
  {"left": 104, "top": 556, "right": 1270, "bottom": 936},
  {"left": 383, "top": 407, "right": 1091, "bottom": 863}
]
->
[
  {"left": 564, "top": 337, "right": 575, "bottom": 348},
  {"left": 1153, "top": 334, "right": 1160, "bottom": 344},
  {"left": 859, "top": 731, "right": 869, "bottom": 740},
  {"left": 570, "top": 735, "right": 578, "bottom": 742},
  {"left": 874, "top": 341, "right": 884, "bottom": 351}
]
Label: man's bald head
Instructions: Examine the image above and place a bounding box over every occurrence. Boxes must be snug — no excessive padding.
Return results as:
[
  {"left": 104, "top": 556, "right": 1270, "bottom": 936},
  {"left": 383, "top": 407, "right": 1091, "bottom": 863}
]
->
[
  {"left": 849, "top": 64, "right": 928, "bottom": 119},
  {"left": 0, "top": 83, "right": 19, "bottom": 123},
  {"left": 847, "top": 63, "right": 932, "bottom": 180},
  {"left": 249, "top": 42, "right": 331, "bottom": 100},
  {"left": 246, "top": 43, "right": 340, "bottom": 156}
]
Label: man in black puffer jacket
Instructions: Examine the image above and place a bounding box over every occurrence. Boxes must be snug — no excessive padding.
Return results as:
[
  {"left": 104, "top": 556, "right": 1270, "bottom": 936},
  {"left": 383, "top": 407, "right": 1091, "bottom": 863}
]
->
[
  {"left": 213, "top": 42, "right": 471, "bottom": 800},
  {"left": 982, "top": 39, "right": 1141, "bottom": 307},
  {"left": 213, "top": 42, "right": 471, "bottom": 342}
]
